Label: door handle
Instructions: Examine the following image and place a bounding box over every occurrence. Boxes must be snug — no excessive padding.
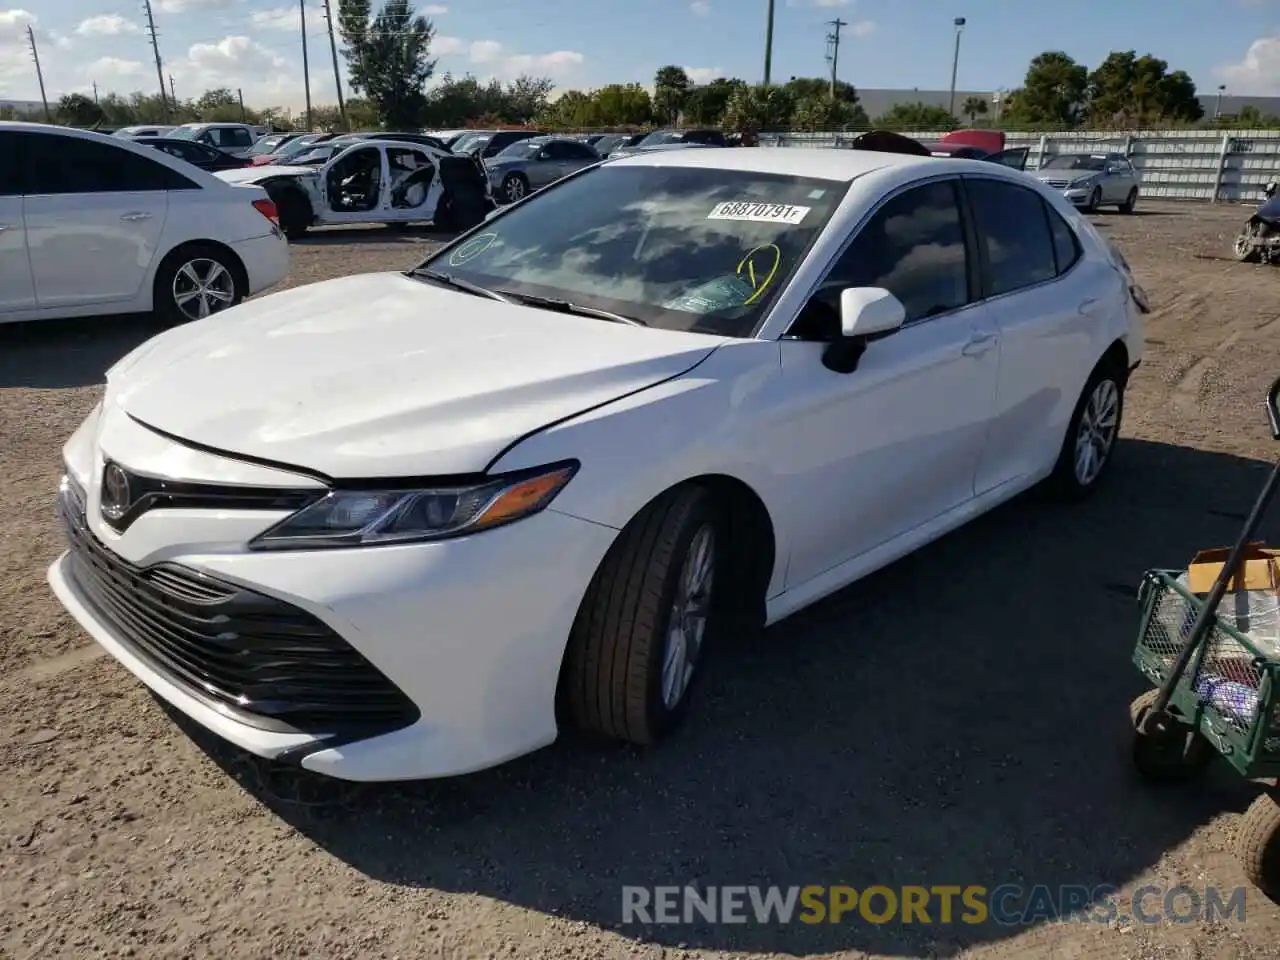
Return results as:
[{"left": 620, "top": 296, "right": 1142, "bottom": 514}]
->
[
  {"left": 1078, "top": 297, "right": 1099, "bottom": 315},
  {"left": 120, "top": 211, "right": 153, "bottom": 222},
  {"left": 961, "top": 332, "right": 997, "bottom": 357}
]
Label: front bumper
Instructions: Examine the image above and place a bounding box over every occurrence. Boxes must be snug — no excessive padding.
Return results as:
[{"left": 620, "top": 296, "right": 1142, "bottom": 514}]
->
[{"left": 48, "top": 411, "right": 619, "bottom": 781}]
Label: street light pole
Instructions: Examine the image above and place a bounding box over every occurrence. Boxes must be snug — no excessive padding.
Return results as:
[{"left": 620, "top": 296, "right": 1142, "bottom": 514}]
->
[
  {"left": 763, "top": 0, "right": 775, "bottom": 85},
  {"left": 948, "top": 16, "right": 966, "bottom": 119},
  {"left": 1216, "top": 84, "right": 1226, "bottom": 119}
]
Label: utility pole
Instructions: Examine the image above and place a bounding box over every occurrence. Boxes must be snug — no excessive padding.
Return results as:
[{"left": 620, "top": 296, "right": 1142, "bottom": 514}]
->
[
  {"left": 947, "top": 16, "right": 966, "bottom": 119},
  {"left": 322, "top": 0, "right": 346, "bottom": 129},
  {"left": 763, "top": 0, "right": 775, "bottom": 85},
  {"left": 142, "top": 0, "right": 170, "bottom": 122},
  {"left": 27, "top": 26, "right": 51, "bottom": 122},
  {"left": 93, "top": 81, "right": 99, "bottom": 103},
  {"left": 1216, "top": 84, "right": 1226, "bottom": 119},
  {"left": 169, "top": 74, "right": 176, "bottom": 104},
  {"left": 824, "top": 18, "right": 847, "bottom": 100},
  {"left": 237, "top": 87, "right": 246, "bottom": 121},
  {"left": 300, "top": 0, "right": 313, "bottom": 130}
]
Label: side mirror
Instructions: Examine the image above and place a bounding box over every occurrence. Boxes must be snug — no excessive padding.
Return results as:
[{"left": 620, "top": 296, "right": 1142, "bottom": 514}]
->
[{"left": 822, "top": 287, "right": 906, "bottom": 374}]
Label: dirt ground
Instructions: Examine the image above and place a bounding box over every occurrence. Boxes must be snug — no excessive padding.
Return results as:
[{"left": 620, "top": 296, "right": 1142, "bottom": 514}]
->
[{"left": 4, "top": 201, "right": 1280, "bottom": 960}]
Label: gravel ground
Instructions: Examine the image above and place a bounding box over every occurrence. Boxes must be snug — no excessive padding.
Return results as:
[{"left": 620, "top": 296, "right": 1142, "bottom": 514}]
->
[{"left": 4, "top": 205, "right": 1280, "bottom": 960}]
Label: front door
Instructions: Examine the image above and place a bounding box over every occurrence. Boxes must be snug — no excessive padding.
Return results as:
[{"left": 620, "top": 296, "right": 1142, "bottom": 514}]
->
[
  {"left": 766, "top": 178, "right": 1001, "bottom": 589},
  {"left": 320, "top": 145, "right": 386, "bottom": 224},
  {"left": 0, "top": 131, "right": 35, "bottom": 314},
  {"left": 962, "top": 176, "right": 1105, "bottom": 493},
  {"left": 19, "top": 130, "right": 171, "bottom": 310}
]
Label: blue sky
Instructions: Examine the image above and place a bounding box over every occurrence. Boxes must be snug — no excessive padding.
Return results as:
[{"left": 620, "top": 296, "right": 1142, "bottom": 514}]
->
[{"left": 2, "top": 0, "right": 1279, "bottom": 113}]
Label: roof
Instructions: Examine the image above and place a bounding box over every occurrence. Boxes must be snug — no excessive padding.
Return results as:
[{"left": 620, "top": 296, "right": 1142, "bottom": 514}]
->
[{"left": 606, "top": 145, "right": 942, "bottom": 181}]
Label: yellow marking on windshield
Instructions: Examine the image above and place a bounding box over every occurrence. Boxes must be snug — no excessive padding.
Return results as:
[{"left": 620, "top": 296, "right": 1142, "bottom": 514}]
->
[{"left": 737, "top": 243, "right": 781, "bottom": 305}]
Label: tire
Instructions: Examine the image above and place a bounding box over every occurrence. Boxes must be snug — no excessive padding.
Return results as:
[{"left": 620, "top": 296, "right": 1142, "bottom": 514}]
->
[
  {"left": 1042, "top": 357, "right": 1126, "bottom": 502},
  {"left": 272, "top": 187, "right": 312, "bottom": 240},
  {"left": 1129, "top": 688, "right": 1212, "bottom": 783},
  {"left": 152, "top": 243, "right": 246, "bottom": 326},
  {"left": 1236, "top": 792, "right": 1280, "bottom": 903},
  {"left": 1085, "top": 186, "right": 1101, "bottom": 213},
  {"left": 1119, "top": 188, "right": 1138, "bottom": 214},
  {"left": 1234, "top": 223, "right": 1263, "bottom": 263},
  {"left": 562, "top": 486, "right": 724, "bottom": 745},
  {"left": 501, "top": 172, "right": 529, "bottom": 205}
]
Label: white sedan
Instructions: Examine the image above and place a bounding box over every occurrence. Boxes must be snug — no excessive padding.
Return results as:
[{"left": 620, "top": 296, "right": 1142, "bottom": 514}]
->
[
  {"left": 1, "top": 122, "right": 288, "bottom": 325},
  {"left": 48, "top": 147, "right": 1145, "bottom": 781}
]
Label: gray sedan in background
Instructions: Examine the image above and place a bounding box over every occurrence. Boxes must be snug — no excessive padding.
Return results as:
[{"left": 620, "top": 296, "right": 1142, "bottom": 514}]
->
[
  {"left": 485, "top": 136, "right": 602, "bottom": 203},
  {"left": 1033, "top": 151, "right": 1141, "bottom": 213}
]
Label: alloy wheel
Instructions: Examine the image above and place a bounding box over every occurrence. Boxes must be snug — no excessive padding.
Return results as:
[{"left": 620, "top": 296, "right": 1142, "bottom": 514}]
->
[
  {"left": 172, "top": 258, "right": 236, "bottom": 321},
  {"left": 660, "top": 524, "right": 715, "bottom": 709},
  {"left": 1074, "top": 378, "right": 1119, "bottom": 486}
]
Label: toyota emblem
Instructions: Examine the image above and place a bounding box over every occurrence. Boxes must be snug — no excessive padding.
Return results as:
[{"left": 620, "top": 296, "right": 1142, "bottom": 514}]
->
[{"left": 100, "top": 462, "right": 132, "bottom": 521}]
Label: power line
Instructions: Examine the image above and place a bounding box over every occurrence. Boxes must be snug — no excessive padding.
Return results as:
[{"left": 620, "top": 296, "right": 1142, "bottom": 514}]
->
[
  {"left": 142, "top": 0, "right": 171, "bottom": 122},
  {"left": 27, "top": 26, "right": 51, "bottom": 121},
  {"left": 824, "top": 18, "right": 846, "bottom": 100}
]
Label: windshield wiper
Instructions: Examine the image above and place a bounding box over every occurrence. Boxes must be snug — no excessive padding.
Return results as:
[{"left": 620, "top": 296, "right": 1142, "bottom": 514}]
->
[
  {"left": 500, "top": 291, "right": 646, "bottom": 326},
  {"left": 411, "top": 269, "right": 513, "bottom": 303}
]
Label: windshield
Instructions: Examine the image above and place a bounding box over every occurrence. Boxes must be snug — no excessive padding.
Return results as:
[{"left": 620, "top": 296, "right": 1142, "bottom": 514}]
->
[
  {"left": 453, "top": 134, "right": 493, "bottom": 154},
  {"left": 416, "top": 164, "right": 845, "bottom": 336},
  {"left": 497, "top": 140, "right": 544, "bottom": 159},
  {"left": 248, "top": 134, "right": 287, "bottom": 155},
  {"left": 289, "top": 148, "right": 334, "bottom": 165},
  {"left": 638, "top": 130, "right": 683, "bottom": 147},
  {"left": 1041, "top": 154, "right": 1107, "bottom": 171},
  {"left": 166, "top": 124, "right": 202, "bottom": 141}
]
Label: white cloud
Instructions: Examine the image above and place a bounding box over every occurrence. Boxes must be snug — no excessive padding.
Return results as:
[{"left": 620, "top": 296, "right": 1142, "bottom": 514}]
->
[
  {"left": 423, "top": 3, "right": 447, "bottom": 12},
  {"left": 690, "top": 0, "right": 711, "bottom": 14},
  {"left": 0, "top": 9, "right": 37, "bottom": 87},
  {"left": 76, "top": 14, "right": 139, "bottom": 35},
  {"left": 685, "top": 66, "right": 724, "bottom": 84},
  {"left": 249, "top": 5, "right": 323, "bottom": 30},
  {"left": 184, "top": 34, "right": 287, "bottom": 76},
  {"left": 1216, "top": 37, "right": 1280, "bottom": 95},
  {"left": 849, "top": 19, "right": 874, "bottom": 37},
  {"left": 156, "top": 0, "right": 235, "bottom": 12},
  {"left": 461, "top": 39, "right": 583, "bottom": 80},
  {"left": 88, "top": 56, "right": 145, "bottom": 79},
  {"left": 433, "top": 35, "right": 464, "bottom": 55}
]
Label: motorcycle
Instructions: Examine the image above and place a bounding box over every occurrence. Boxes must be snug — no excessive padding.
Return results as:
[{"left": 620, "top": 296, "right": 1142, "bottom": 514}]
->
[{"left": 1233, "top": 179, "right": 1280, "bottom": 263}]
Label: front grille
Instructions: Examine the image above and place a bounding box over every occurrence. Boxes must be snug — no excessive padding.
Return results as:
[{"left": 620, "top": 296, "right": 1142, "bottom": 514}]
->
[
  {"left": 57, "top": 481, "right": 420, "bottom": 737},
  {"left": 1042, "top": 179, "right": 1072, "bottom": 189}
]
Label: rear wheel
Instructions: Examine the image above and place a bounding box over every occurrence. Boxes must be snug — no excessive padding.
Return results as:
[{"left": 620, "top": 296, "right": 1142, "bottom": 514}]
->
[
  {"left": 1235, "top": 222, "right": 1264, "bottom": 263},
  {"left": 1043, "top": 357, "right": 1125, "bottom": 501},
  {"left": 562, "top": 486, "right": 724, "bottom": 744},
  {"left": 501, "top": 172, "right": 529, "bottom": 204},
  {"left": 1236, "top": 792, "right": 1280, "bottom": 903},
  {"left": 152, "top": 243, "right": 245, "bottom": 325}
]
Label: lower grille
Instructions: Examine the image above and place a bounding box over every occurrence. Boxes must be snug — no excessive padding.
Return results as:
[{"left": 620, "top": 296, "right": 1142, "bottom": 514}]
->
[
  {"left": 57, "top": 481, "right": 420, "bottom": 737},
  {"left": 1042, "top": 179, "right": 1072, "bottom": 189}
]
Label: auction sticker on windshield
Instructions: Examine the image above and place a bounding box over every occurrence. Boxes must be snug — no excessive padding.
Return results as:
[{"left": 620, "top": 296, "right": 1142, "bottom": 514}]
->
[{"left": 708, "top": 201, "right": 810, "bottom": 224}]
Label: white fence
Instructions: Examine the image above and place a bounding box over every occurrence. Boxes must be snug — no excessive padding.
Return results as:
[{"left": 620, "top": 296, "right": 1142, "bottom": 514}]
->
[{"left": 758, "top": 129, "right": 1280, "bottom": 204}]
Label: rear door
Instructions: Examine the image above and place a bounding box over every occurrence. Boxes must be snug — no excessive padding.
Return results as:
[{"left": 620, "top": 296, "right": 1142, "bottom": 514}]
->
[
  {"left": 20, "top": 131, "right": 181, "bottom": 309},
  {"left": 0, "top": 130, "right": 36, "bottom": 314}
]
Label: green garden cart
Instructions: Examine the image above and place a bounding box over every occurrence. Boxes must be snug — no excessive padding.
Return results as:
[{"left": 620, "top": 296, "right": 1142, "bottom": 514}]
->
[{"left": 1131, "top": 373, "right": 1280, "bottom": 902}]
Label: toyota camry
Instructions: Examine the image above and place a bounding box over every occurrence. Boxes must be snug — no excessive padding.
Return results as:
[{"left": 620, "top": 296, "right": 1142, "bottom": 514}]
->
[{"left": 48, "top": 147, "right": 1145, "bottom": 782}]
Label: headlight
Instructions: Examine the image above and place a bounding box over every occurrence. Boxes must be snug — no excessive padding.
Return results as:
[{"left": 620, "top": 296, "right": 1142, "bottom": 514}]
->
[{"left": 249, "top": 461, "right": 578, "bottom": 550}]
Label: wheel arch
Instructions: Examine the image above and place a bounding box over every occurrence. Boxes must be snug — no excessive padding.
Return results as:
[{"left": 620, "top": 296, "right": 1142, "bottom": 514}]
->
[{"left": 150, "top": 238, "right": 249, "bottom": 308}]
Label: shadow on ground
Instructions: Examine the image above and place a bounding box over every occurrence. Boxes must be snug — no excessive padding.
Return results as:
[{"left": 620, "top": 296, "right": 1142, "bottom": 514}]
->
[
  {"left": 163, "top": 437, "right": 1278, "bottom": 956},
  {"left": 291, "top": 225, "right": 460, "bottom": 246},
  {"left": 0, "top": 313, "right": 165, "bottom": 389}
]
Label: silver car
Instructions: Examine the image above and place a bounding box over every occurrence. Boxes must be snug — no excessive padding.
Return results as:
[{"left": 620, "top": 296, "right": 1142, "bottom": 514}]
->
[
  {"left": 485, "top": 136, "right": 602, "bottom": 204},
  {"left": 1033, "top": 151, "right": 1141, "bottom": 213}
]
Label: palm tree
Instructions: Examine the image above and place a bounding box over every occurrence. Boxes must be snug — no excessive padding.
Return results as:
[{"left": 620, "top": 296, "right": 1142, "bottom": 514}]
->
[{"left": 962, "top": 96, "right": 989, "bottom": 124}]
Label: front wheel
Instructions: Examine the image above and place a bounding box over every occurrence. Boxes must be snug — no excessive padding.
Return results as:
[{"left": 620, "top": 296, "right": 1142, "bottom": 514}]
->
[
  {"left": 1043, "top": 358, "right": 1125, "bottom": 501},
  {"left": 152, "top": 244, "right": 245, "bottom": 325},
  {"left": 562, "top": 486, "right": 724, "bottom": 744},
  {"left": 1237, "top": 792, "right": 1280, "bottom": 903},
  {"left": 1085, "top": 186, "right": 1102, "bottom": 213},
  {"left": 501, "top": 172, "right": 529, "bottom": 204},
  {"left": 1119, "top": 188, "right": 1138, "bottom": 214},
  {"left": 1235, "top": 222, "right": 1263, "bottom": 263}
]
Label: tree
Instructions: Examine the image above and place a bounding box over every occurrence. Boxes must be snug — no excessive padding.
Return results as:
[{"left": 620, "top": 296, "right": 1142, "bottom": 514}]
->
[
  {"left": 961, "top": 95, "right": 988, "bottom": 124},
  {"left": 56, "top": 93, "right": 104, "bottom": 127},
  {"left": 874, "top": 101, "right": 958, "bottom": 131},
  {"left": 682, "top": 77, "right": 745, "bottom": 125},
  {"left": 653, "top": 65, "right": 691, "bottom": 124},
  {"left": 791, "top": 96, "right": 865, "bottom": 131},
  {"left": 338, "top": 0, "right": 437, "bottom": 128},
  {"left": 1087, "top": 51, "right": 1203, "bottom": 127},
  {"left": 196, "top": 88, "right": 238, "bottom": 111},
  {"left": 504, "top": 75, "right": 555, "bottom": 124},
  {"left": 1005, "top": 51, "right": 1088, "bottom": 127},
  {"left": 722, "top": 84, "right": 794, "bottom": 135},
  {"left": 594, "top": 83, "right": 654, "bottom": 126}
]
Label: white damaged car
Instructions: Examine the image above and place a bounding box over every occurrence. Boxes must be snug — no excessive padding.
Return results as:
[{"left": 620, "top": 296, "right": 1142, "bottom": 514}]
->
[
  {"left": 49, "top": 147, "right": 1144, "bottom": 782},
  {"left": 215, "top": 138, "right": 494, "bottom": 238}
]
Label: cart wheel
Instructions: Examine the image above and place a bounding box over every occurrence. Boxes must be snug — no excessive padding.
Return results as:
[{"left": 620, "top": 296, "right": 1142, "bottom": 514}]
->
[
  {"left": 1236, "top": 792, "right": 1280, "bottom": 903},
  {"left": 1129, "top": 689, "right": 1212, "bottom": 782}
]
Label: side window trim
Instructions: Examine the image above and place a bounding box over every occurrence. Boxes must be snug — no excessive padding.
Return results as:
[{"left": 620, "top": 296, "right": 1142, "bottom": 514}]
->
[
  {"left": 960, "top": 173, "right": 1072, "bottom": 304},
  {"left": 1042, "top": 197, "right": 1083, "bottom": 277},
  {"left": 793, "top": 173, "right": 978, "bottom": 331}
]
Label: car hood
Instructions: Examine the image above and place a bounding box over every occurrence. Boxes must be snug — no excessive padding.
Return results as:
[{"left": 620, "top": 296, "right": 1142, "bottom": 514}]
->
[
  {"left": 107, "top": 272, "right": 725, "bottom": 479},
  {"left": 1034, "top": 168, "right": 1099, "bottom": 182},
  {"left": 214, "top": 164, "right": 317, "bottom": 184}
]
